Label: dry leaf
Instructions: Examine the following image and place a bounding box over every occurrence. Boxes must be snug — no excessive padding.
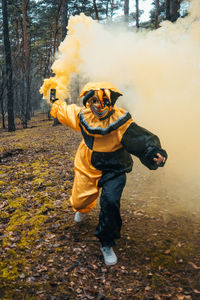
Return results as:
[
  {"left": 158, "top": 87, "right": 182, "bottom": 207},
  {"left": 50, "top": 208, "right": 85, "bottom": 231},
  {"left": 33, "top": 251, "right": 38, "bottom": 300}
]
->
[{"left": 188, "top": 262, "right": 200, "bottom": 269}]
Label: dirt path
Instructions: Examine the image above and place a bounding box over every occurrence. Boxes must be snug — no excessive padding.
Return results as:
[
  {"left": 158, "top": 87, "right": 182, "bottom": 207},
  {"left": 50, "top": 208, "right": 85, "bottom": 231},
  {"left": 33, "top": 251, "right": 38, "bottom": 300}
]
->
[{"left": 0, "top": 115, "right": 200, "bottom": 299}]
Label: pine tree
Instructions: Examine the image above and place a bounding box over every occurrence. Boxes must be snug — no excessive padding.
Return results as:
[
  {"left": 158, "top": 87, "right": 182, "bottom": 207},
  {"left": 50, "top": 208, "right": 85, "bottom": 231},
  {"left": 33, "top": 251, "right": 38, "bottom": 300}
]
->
[{"left": 2, "top": 0, "right": 16, "bottom": 131}]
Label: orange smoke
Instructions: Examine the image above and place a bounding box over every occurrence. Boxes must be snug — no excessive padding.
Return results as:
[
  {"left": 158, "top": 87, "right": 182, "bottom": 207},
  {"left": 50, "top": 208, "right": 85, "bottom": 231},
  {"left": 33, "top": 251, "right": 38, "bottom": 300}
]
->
[
  {"left": 40, "top": 13, "right": 94, "bottom": 101},
  {"left": 40, "top": 0, "right": 200, "bottom": 208}
]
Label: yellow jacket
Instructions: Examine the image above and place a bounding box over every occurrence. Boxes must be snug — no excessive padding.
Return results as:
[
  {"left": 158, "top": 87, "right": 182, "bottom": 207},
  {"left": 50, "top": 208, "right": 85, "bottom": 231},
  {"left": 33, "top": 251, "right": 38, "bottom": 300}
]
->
[
  {"left": 50, "top": 100, "right": 167, "bottom": 213},
  {"left": 51, "top": 99, "right": 167, "bottom": 172}
]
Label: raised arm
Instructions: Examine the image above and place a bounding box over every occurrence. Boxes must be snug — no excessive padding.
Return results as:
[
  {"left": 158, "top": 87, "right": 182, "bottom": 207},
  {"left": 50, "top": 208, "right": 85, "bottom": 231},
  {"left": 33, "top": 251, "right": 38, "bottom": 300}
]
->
[
  {"left": 121, "top": 122, "right": 167, "bottom": 170},
  {"left": 50, "top": 100, "right": 81, "bottom": 131}
]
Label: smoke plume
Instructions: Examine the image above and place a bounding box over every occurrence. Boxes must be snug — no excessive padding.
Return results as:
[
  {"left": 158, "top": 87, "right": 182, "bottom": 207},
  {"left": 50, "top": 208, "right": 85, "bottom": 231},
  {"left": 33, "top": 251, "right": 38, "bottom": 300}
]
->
[{"left": 40, "top": 0, "right": 200, "bottom": 208}]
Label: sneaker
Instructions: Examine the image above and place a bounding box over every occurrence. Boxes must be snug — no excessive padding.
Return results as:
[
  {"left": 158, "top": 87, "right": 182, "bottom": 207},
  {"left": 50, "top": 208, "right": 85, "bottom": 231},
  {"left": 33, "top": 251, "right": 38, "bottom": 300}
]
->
[
  {"left": 74, "top": 212, "right": 85, "bottom": 223},
  {"left": 100, "top": 246, "right": 117, "bottom": 266}
]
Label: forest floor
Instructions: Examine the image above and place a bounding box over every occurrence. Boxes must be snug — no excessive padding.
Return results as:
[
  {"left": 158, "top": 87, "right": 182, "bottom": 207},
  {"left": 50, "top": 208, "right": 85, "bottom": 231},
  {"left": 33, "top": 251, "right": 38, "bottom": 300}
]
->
[{"left": 0, "top": 114, "right": 200, "bottom": 300}]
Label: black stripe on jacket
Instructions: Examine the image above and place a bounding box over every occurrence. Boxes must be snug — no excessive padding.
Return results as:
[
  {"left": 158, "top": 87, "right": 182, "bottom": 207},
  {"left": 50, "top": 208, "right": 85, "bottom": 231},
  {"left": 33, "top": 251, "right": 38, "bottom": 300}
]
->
[{"left": 79, "top": 109, "right": 132, "bottom": 136}]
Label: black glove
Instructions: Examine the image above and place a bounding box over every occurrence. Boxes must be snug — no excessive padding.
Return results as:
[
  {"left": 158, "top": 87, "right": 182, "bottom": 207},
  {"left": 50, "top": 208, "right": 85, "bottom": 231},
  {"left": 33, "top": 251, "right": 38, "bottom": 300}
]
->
[{"left": 50, "top": 98, "right": 59, "bottom": 103}]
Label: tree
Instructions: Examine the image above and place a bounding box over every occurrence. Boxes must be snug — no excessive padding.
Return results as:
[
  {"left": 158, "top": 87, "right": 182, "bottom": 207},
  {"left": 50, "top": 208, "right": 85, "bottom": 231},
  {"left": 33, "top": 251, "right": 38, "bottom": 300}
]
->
[
  {"left": 150, "top": 0, "right": 182, "bottom": 26},
  {"left": 2, "top": 0, "right": 16, "bottom": 131},
  {"left": 53, "top": 0, "right": 63, "bottom": 56},
  {"left": 110, "top": 0, "right": 115, "bottom": 19},
  {"left": 135, "top": 0, "right": 139, "bottom": 28},
  {"left": 93, "top": 0, "right": 99, "bottom": 20},
  {"left": 0, "top": 67, "right": 6, "bottom": 129},
  {"left": 61, "top": 0, "right": 69, "bottom": 40},
  {"left": 22, "top": 0, "right": 32, "bottom": 127},
  {"left": 166, "top": 0, "right": 171, "bottom": 20},
  {"left": 124, "top": 0, "right": 129, "bottom": 23},
  {"left": 155, "top": 0, "right": 159, "bottom": 28},
  {"left": 166, "top": 0, "right": 180, "bottom": 22}
]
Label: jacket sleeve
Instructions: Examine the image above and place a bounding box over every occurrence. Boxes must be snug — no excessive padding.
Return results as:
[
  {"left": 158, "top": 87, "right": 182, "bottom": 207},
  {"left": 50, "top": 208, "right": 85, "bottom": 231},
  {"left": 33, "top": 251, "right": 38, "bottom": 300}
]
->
[
  {"left": 50, "top": 100, "right": 81, "bottom": 131},
  {"left": 121, "top": 122, "right": 167, "bottom": 170}
]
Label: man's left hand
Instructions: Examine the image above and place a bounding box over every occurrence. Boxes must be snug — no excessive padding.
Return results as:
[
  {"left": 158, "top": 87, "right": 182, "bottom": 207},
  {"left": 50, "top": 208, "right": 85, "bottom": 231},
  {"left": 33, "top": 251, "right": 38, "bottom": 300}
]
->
[{"left": 153, "top": 153, "right": 166, "bottom": 165}]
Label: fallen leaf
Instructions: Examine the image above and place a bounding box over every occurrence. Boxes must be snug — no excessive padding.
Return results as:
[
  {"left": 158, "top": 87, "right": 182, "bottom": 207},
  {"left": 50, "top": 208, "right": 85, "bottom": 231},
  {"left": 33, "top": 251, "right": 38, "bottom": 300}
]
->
[
  {"left": 177, "top": 295, "right": 184, "bottom": 300},
  {"left": 76, "top": 288, "right": 82, "bottom": 294},
  {"left": 188, "top": 262, "right": 200, "bottom": 269},
  {"left": 19, "top": 273, "right": 25, "bottom": 279}
]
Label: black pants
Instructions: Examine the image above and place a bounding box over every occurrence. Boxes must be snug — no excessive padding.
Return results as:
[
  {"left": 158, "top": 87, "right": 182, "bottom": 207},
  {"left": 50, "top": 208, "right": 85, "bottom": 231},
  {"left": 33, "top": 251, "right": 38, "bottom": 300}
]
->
[{"left": 94, "top": 173, "right": 126, "bottom": 247}]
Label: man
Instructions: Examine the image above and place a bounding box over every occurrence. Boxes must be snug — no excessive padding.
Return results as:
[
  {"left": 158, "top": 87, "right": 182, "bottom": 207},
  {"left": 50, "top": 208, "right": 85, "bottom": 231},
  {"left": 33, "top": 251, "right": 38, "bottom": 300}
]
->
[{"left": 50, "top": 81, "right": 167, "bottom": 266}]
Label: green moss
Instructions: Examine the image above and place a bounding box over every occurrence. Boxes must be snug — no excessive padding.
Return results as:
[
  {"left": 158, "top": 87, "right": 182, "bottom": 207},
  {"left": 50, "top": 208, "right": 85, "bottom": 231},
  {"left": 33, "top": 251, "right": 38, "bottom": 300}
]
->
[
  {"left": 0, "top": 261, "right": 19, "bottom": 280},
  {"left": 40, "top": 171, "right": 49, "bottom": 177},
  {"left": 0, "top": 211, "right": 9, "bottom": 219},
  {"left": 8, "top": 197, "right": 27, "bottom": 209},
  {"left": 31, "top": 161, "right": 41, "bottom": 168},
  {"left": 28, "top": 214, "right": 47, "bottom": 226},
  {"left": 17, "top": 162, "right": 29, "bottom": 168},
  {"left": 32, "top": 161, "right": 48, "bottom": 168},
  {"left": 0, "top": 255, "right": 31, "bottom": 282},
  {"left": 64, "top": 180, "right": 71, "bottom": 185},
  {"left": 11, "top": 143, "right": 25, "bottom": 150},
  {"left": 2, "top": 191, "right": 53, "bottom": 251},
  {"left": 0, "top": 165, "right": 11, "bottom": 170},
  {"left": 2, "top": 192, "right": 13, "bottom": 200},
  {"left": 32, "top": 178, "right": 45, "bottom": 185},
  {"left": 45, "top": 186, "right": 57, "bottom": 193},
  {"left": 4, "top": 212, "right": 30, "bottom": 242},
  {"left": 9, "top": 188, "right": 18, "bottom": 193}
]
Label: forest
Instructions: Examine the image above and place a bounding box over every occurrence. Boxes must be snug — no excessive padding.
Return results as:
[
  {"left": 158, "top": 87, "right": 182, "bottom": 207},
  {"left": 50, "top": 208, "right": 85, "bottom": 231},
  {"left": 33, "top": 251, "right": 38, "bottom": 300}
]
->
[{"left": 1, "top": 0, "right": 200, "bottom": 299}]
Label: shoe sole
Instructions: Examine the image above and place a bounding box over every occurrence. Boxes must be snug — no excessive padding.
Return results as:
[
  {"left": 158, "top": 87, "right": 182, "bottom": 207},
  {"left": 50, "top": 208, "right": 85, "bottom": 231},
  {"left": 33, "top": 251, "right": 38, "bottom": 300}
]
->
[{"left": 104, "top": 259, "right": 118, "bottom": 266}]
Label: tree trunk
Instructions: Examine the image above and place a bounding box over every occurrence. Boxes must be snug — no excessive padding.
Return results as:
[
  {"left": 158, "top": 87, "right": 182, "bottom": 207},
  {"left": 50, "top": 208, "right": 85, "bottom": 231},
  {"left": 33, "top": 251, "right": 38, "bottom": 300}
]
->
[
  {"left": 2, "top": 0, "right": 16, "bottom": 131},
  {"left": 110, "top": 0, "right": 114, "bottom": 18},
  {"left": 124, "top": 0, "right": 129, "bottom": 23},
  {"left": 171, "top": 0, "right": 180, "bottom": 22},
  {"left": 61, "top": 0, "right": 68, "bottom": 40},
  {"left": 93, "top": 0, "right": 99, "bottom": 20},
  {"left": 20, "top": 74, "right": 26, "bottom": 128},
  {"left": 44, "top": 43, "right": 51, "bottom": 78},
  {"left": 0, "top": 69, "right": 6, "bottom": 129},
  {"left": 155, "top": 0, "right": 159, "bottom": 29},
  {"left": 106, "top": 0, "right": 109, "bottom": 18},
  {"left": 0, "top": 85, "right": 6, "bottom": 129},
  {"left": 0, "top": 98, "right": 6, "bottom": 129},
  {"left": 53, "top": 0, "right": 62, "bottom": 56},
  {"left": 22, "top": 0, "right": 31, "bottom": 128},
  {"left": 166, "top": 0, "right": 171, "bottom": 20},
  {"left": 135, "top": 0, "right": 139, "bottom": 29},
  {"left": 166, "top": 0, "right": 180, "bottom": 22},
  {"left": 15, "top": 16, "right": 20, "bottom": 58}
]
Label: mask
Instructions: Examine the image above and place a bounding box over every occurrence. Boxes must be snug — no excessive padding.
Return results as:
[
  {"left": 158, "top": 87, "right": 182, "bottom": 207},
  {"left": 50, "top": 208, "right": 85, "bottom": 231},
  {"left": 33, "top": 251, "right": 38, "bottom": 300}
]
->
[{"left": 87, "top": 90, "right": 112, "bottom": 119}]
